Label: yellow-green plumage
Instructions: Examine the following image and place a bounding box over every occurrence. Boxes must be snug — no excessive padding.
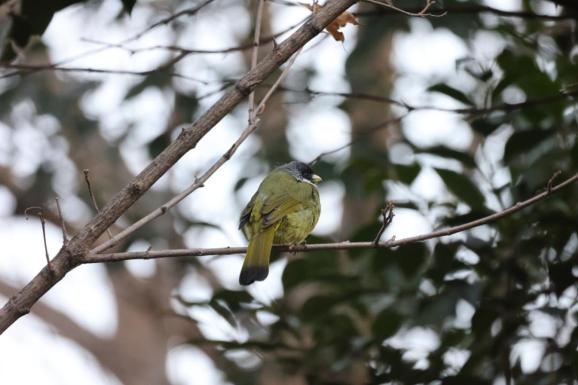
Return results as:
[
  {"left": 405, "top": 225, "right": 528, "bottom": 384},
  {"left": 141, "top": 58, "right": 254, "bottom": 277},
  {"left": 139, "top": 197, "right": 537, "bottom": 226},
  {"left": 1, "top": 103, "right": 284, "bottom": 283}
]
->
[{"left": 239, "top": 161, "right": 321, "bottom": 285}]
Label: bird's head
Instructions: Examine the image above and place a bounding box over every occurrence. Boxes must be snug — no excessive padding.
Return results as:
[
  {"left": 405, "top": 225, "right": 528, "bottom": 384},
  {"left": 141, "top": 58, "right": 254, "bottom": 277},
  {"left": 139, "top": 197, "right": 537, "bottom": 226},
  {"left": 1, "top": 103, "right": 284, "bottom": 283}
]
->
[{"left": 282, "top": 161, "right": 322, "bottom": 184}]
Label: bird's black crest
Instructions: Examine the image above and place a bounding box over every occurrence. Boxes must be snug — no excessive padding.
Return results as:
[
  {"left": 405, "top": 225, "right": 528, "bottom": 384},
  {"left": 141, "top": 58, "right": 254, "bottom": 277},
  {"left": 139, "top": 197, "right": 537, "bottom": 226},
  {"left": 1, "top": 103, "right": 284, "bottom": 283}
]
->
[{"left": 280, "top": 161, "right": 315, "bottom": 182}]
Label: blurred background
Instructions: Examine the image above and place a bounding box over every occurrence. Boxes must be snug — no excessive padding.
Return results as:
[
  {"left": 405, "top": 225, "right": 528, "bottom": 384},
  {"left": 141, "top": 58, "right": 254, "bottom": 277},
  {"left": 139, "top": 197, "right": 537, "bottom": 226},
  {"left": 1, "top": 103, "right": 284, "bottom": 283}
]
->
[{"left": 1, "top": 0, "right": 578, "bottom": 384}]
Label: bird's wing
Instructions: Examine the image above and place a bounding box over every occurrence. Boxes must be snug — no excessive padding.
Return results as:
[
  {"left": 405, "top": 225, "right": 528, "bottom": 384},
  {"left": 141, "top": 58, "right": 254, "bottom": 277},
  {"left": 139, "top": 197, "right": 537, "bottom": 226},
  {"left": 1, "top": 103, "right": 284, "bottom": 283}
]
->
[
  {"left": 260, "top": 193, "right": 305, "bottom": 227},
  {"left": 239, "top": 193, "right": 256, "bottom": 230},
  {"left": 241, "top": 172, "right": 316, "bottom": 231}
]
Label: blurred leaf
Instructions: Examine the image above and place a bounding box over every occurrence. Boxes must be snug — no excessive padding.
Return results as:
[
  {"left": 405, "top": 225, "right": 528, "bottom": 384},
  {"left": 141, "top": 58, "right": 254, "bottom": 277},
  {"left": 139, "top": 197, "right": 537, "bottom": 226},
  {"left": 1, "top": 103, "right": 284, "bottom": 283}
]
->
[
  {"left": 393, "top": 163, "right": 421, "bottom": 185},
  {"left": 470, "top": 116, "right": 503, "bottom": 137},
  {"left": 209, "top": 299, "right": 237, "bottom": 328},
  {"left": 428, "top": 83, "right": 475, "bottom": 106},
  {"left": 282, "top": 252, "right": 343, "bottom": 290},
  {"left": 282, "top": 258, "right": 308, "bottom": 290},
  {"left": 148, "top": 132, "right": 171, "bottom": 157},
  {"left": 302, "top": 295, "right": 339, "bottom": 320},
  {"left": 504, "top": 129, "right": 555, "bottom": 163},
  {"left": 415, "top": 145, "right": 476, "bottom": 168},
  {"left": 428, "top": 242, "right": 461, "bottom": 283},
  {"left": 213, "top": 289, "right": 254, "bottom": 311},
  {"left": 435, "top": 168, "right": 485, "bottom": 209},
  {"left": 2, "top": 0, "right": 88, "bottom": 62},
  {"left": 234, "top": 177, "right": 249, "bottom": 192},
  {"left": 548, "top": 258, "right": 576, "bottom": 296},
  {"left": 396, "top": 243, "right": 428, "bottom": 279},
  {"left": 373, "top": 309, "right": 403, "bottom": 340},
  {"left": 441, "top": 209, "right": 495, "bottom": 227}
]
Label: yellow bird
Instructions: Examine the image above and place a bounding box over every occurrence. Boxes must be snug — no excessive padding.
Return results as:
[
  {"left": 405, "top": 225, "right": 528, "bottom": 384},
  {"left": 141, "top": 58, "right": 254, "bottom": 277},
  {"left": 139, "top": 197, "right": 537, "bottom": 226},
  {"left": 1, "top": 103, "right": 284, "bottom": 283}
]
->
[{"left": 239, "top": 161, "right": 322, "bottom": 285}]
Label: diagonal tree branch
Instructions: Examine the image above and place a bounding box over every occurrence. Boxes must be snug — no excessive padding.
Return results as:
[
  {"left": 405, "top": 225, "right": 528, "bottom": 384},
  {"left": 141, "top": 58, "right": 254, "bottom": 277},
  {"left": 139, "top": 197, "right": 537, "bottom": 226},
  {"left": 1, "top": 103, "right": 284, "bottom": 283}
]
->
[{"left": 0, "top": 0, "right": 360, "bottom": 335}]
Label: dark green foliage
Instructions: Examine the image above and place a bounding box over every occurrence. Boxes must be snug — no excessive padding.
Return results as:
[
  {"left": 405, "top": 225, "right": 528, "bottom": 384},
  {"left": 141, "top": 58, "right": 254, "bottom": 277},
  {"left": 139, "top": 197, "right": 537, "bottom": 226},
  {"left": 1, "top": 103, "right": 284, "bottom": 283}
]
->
[
  {"left": 435, "top": 168, "right": 486, "bottom": 209},
  {"left": 190, "top": 1, "right": 578, "bottom": 383}
]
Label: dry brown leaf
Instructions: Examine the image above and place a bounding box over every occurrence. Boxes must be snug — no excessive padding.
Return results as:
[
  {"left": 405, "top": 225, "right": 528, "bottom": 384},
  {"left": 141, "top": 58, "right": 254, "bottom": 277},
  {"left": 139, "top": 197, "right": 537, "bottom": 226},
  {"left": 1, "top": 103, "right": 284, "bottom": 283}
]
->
[{"left": 306, "top": 2, "right": 359, "bottom": 42}]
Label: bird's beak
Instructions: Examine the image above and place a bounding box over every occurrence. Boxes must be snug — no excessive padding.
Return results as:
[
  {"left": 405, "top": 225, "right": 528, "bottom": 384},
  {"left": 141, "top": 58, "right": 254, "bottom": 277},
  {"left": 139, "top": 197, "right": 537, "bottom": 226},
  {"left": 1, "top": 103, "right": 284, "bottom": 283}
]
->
[{"left": 311, "top": 174, "right": 322, "bottom": 184}]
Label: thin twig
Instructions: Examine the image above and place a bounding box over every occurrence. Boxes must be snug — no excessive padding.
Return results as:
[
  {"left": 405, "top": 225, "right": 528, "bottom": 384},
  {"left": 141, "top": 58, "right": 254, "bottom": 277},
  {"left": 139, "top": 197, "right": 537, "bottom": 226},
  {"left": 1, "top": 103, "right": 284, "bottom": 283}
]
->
[
  {"left": 373, "top": 201, "right": 395, "bottom": 245},
  {"left": 249, "top": 0, "right": 266, "bottom": 121},
  {"left": 128, "top": 0, "right": 215, "bottom": 42},
  {"left": 24, "top": 207, "right": 52, "bottom": 270},
  {"left": 547, "top": 170, "right": 562, "bottom": 193},
  {"left": 355, "top": 3, "right": 577, "bottom": 21},
  {"left": 278, "top": 86, "right": 578, "bottom": 116},
  {"left": 363, "top": 0, "right": 446, "bottom": 17},
  {"left": 309, "top": 114, "right": 406, "bottom": 164},
  {"left": 54, "top": 197, "right": 68, "bottom": 246},
  {"left": 87, "top": 171, "right": 578, "bottom": 263},
  {"left": 0, "top": 19, "right": 307, "bottom": 80},
  {"left": 83, "top": 170, "right": 113, "bottom": 239},
  {"left": 91, "top": 47, "right": 304, "bottom": 254}
]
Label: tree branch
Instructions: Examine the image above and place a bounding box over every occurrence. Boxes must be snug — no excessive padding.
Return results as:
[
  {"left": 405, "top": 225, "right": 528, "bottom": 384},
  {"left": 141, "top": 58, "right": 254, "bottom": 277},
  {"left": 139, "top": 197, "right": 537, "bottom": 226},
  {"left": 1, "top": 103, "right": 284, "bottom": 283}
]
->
[
  {"left": 0, "top": 0, "right": 360, "bottom": 335},
  {"left": 355, "top": 3, "right": 577, "bottom": 20},
  {"left": 278, "top": 86, "right": 578, "bottom": 116},
  {"left": 87, "top": 171, "right": 578, "bottom": 263}
]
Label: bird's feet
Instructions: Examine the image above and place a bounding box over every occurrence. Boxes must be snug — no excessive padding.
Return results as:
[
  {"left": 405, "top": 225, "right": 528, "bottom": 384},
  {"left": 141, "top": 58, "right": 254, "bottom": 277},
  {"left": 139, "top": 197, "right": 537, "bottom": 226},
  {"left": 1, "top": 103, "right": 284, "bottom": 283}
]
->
[{"left": 287, "top": 241, "right": 307, "bottom": 255}]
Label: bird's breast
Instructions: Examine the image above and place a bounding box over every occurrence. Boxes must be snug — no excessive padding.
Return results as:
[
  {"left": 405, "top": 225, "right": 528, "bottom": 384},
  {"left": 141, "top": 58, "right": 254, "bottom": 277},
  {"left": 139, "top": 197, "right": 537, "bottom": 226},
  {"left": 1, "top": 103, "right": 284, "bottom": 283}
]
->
[{"left": 274, "top": 205, "right": 320, "bottom": 245}]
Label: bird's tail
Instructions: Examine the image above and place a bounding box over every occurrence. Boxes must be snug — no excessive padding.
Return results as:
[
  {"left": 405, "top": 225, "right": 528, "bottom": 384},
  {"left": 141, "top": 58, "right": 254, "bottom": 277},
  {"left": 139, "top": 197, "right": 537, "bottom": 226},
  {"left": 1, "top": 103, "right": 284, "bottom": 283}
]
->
[{"left": 239, "top": 225, "right": 278, "bottom": 285}]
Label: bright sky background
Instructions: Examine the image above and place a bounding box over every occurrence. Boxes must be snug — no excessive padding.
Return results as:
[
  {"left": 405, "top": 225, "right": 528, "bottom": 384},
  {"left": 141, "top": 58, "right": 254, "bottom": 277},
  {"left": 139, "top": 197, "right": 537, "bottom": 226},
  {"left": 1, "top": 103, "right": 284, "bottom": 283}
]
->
[{"left": 0, "top": 0, "right": 555, "bottom": 383}]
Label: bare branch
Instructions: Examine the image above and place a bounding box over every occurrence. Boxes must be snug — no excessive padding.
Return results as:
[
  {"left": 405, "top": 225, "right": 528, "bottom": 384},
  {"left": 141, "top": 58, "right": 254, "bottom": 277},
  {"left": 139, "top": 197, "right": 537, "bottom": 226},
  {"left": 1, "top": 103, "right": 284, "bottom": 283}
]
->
[
  {"left": 88, "top": 171, "right": 578, "bottom": 263},
  {"left": 249, "top": 0, "right": 266, "bottom": 121},
  {"left": 373, "top": 201, "right": 395, "bottom": 245},
  {"left": 309, "top": 114, "right": 406, "bottom": 164},
  {"left": 0, "top": 19, "right": 306, "bottom": 80},
  {"left": 54, "top": 197, "right": 68, "bottom": 246},
  {"left": 128, "top": 0, "right": 216, "bottom": 42},
  {"left": 83, "top": 169, "right": 113, "bottom": 239},
  {"left": 355, "top": 3, "right": 577, "bottom": 21},
  {"left": 363, "top": 0, "right": 446, "bottom": 18},
  {"left": 547, "top": 170, "right": 562, "bottom": 193},
  {"left": 279, "top": 86, "right": 578, "bottom": 116},
  {"left": 24, "top": 207, "right": 51, "bottom": 269}
]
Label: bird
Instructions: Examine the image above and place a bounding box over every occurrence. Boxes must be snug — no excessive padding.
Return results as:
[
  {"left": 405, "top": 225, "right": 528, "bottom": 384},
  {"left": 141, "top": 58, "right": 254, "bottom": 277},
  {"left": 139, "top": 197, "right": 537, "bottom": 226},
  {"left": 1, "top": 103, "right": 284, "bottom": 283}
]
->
[{"left": 238, "top": 161, "right": 322, "bottom": 285}]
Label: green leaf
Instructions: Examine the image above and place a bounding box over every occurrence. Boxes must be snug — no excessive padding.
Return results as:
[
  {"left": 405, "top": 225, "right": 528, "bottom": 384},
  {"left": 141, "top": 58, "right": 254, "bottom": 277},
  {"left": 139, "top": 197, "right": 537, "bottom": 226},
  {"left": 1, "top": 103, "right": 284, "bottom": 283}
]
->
[
  {"left": 234, "top": 177, "right": 249, "bottom": 192},
  {"left": 209, "top": 299, "right": 237, "bottom": 328},
  {"left": 282, "top": 258, "right": 309, "bottom": 290},
  {"left": 415, "top": 145, "right": 476, "bottom": 168},
  {"left": 435, "top": 168, "right": 485, "bottom": 209},
  {"left": 504, "top": 129, "right": 554, "bottom": 163},
  {"left": 373, "top": 309, "right": 403, "bottom": 340},
  {"left": 396, "top": 243, "right": 428, "bottom": 278},
  {"left": 470, "top": 116, "right": 503, "bottom": 137},
  {"left": 428, "top": 83, "right": 475, "bottom": 106},
  {"left": 393, "top": 163, "right": 421, "bottom": 185},
  {"left": 213, "top": 289, "right": 253, "bottom": 311},
  {"left": 302, "top": 295, "right": 339, "bottom": 320}
]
